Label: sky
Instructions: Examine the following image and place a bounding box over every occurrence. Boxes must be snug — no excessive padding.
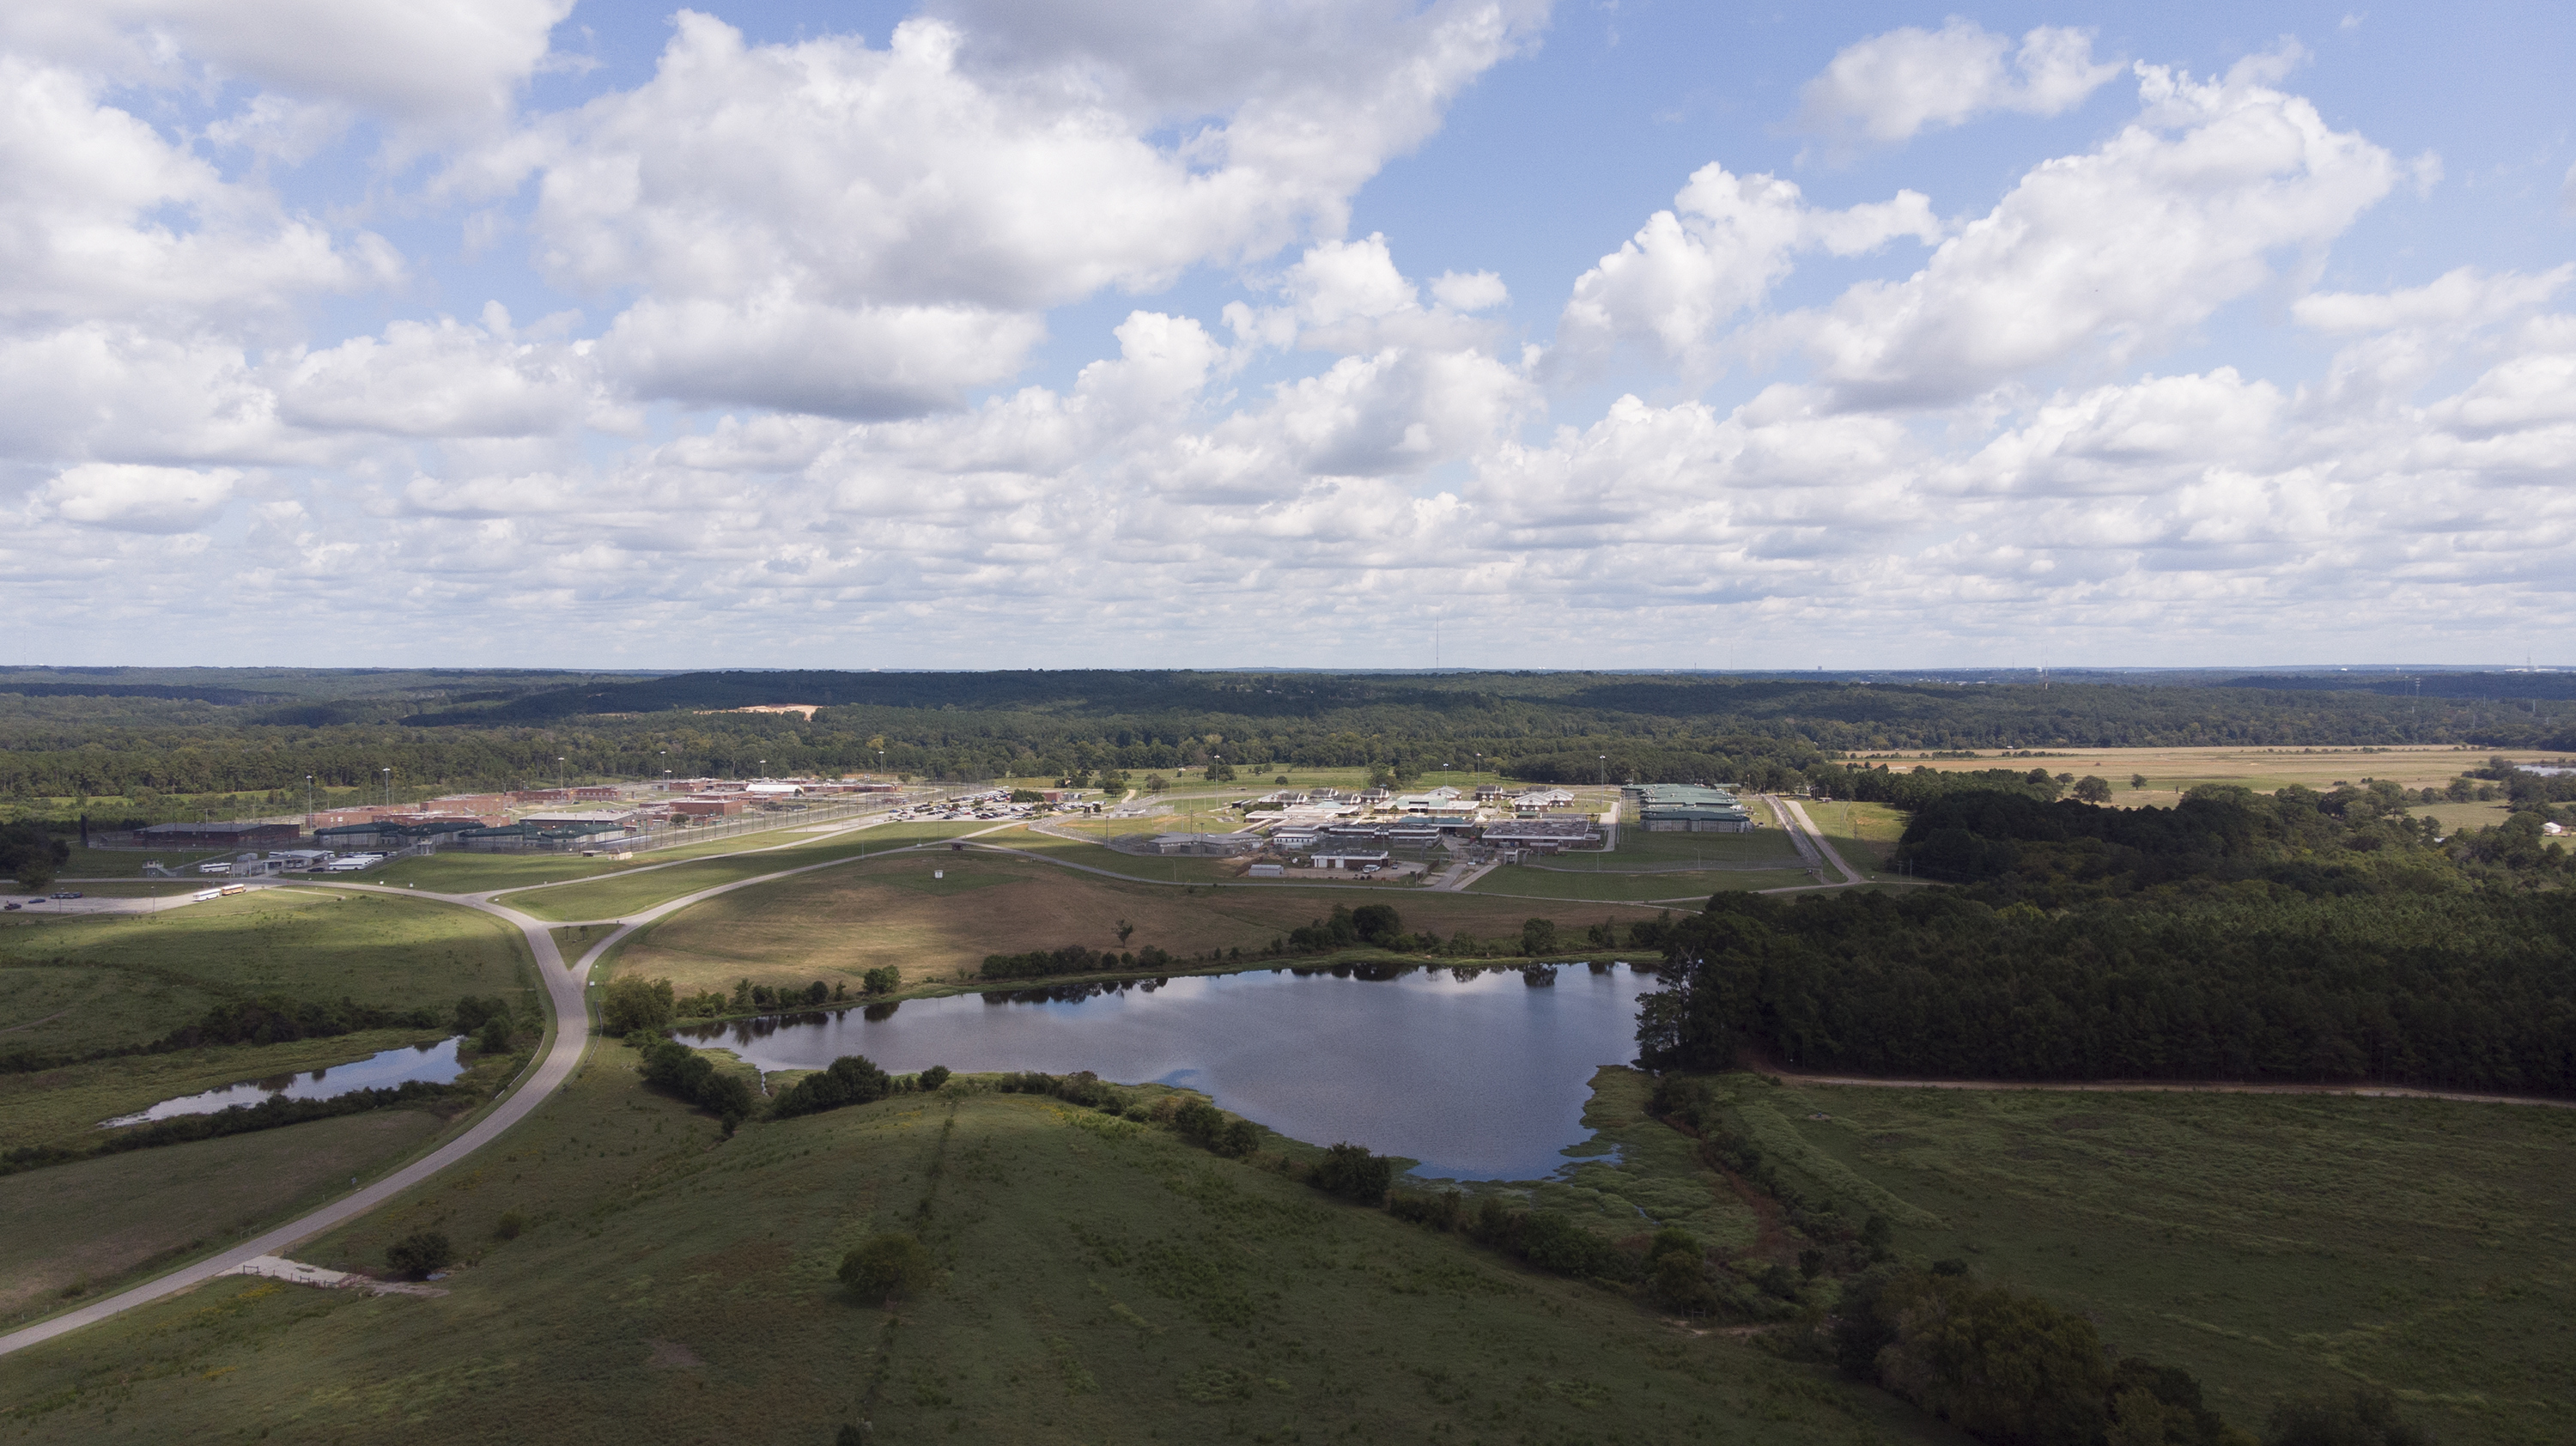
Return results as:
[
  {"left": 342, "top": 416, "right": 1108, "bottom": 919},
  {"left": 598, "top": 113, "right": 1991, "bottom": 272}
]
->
[{"left": 2, "top": 0, "right": 2572, "bottom": 671}]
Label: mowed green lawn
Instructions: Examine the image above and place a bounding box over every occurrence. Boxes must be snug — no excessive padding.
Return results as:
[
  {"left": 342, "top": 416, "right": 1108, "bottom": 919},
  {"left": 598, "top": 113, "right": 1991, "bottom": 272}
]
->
[
  {"left": 1471, "top": 866, "right": 1819, "bottom": 902},
  {"left": 1730, "top": 1078, "right": 2576, "bottom": 1446},
  {"left": 493, "top": 818, "right": 990, "bottom": 921},
  {"left": 0, "top": 889, "right": 534, "bottom": 1059},
  {"left": 0, "top": 1050, "right": 1947, "bottom": 1446}
]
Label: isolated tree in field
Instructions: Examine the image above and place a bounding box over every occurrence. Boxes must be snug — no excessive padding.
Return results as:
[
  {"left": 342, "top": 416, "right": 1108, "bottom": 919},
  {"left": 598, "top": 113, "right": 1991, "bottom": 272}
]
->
[
  {"left": 2073, "top": 775, "right": 2112, "bottom": 804},
  {"left": 2131, "top": 774, "right": 2149, "bottom": 790},
  {"left": 599, "top": 975, "right": 676, "bottom": 1034},
  {"left": 840, "top": 1231, "right": 937, "bottom": 1302},
  {"left": 0, "top": 823, "right": 67, "bottom": 891},
  {"left": 384, "top": 1230, "right": 453, "bottom": 1279},
  {"left": 1115, "top": 919, "right": 1135, "bottom": 946},
  {"left": 1145, "top": 774, "right": 1169, "bottom": 793},
  {"left": 1206, "top": 760, "right": 1236, "bottom": 781},
  {"left": 861, "top": 966, "right": 899, "bottom": 995}
]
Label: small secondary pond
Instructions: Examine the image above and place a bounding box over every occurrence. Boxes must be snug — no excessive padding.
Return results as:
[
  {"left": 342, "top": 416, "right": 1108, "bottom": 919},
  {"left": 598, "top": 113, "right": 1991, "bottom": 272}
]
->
[
  {"left": 100, "top": 1037, "right": 469, "bottom": 1127},
  {"left": 678, "top": 963, "right": 1655, "bottom": 1179}
]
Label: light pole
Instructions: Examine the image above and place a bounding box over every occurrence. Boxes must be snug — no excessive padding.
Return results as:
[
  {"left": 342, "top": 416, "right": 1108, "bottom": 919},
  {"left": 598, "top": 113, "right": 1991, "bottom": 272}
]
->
[
  {"left": 304, "top": 774, "right": 313, "bottom": 826},
  {"left": 380, "top": 768, "right": 392, "bottom": 809},
  {"left": 758, "top": 758, "right": 766, "bottom": 781},
  {"left": 556, "top": 756, "right": 566, "bottom": 793}
]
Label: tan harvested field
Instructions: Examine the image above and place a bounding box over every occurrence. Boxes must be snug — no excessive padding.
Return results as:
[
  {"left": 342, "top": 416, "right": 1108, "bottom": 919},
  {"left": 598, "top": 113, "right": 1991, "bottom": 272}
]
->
[
  {"left": 610, "top": 849, "right": 1675, "bottom": 994},
  {"left": 1850, "top": 743, "right": 2561, "bottom": 808}
]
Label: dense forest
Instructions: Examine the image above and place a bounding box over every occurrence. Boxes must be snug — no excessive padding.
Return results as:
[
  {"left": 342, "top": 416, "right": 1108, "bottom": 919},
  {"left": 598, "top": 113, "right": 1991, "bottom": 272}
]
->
[
  {"left": 4, "top": 666, "right": 2575, "bottom": 819},
  {"left": 1638, "top": 782, "right": 2576, "bottom": 1092}
]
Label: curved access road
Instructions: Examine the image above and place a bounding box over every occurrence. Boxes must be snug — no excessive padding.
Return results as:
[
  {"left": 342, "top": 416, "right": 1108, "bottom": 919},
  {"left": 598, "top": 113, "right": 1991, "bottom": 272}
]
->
[{"left": 0, "top": 890, "right": 598, "bottom": 1360}]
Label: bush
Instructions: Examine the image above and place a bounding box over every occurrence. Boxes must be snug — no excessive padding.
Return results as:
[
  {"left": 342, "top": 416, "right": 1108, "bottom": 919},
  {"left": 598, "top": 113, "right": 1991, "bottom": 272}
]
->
[
  {"left": 636, "top": 1039, "right": 757, "bottom": 1127},
  {"left": 384, "top": 1230, "right": 453, "bottom": 1279},
  {"left": 1312, "top": 1142, "right": 1394, "bottom": 1205},
  {"left": 917, "top": 1064, "right": 951, "bottom": 1091},
  {"left": 476, "top": 1016, "right": 512, "bottom": 1054},
  {"left": 861, "top": 966, "right": 901, "bottom": 995},
  {"left": 453, "top": 994, "right": 512, "bottom": 1035},
  {"left": 772, "top": 1054, "right": 892, "bottom": 1119},
  {"left": 491, "top": 1210, "right": 526, "bottom": 1241},
  {"left": 840, "top": 1232, "right": 937, "bottom": 1301},
  {"left": 599, "top": 975, "right": 676, "bottom": 1035}
]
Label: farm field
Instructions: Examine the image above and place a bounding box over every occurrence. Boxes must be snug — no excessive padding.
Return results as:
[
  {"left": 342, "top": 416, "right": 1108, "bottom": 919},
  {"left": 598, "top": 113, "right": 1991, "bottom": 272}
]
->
[
  {"left": 0, "top": 890, "right": 533, "bottom": 1059},
  {"left": 608, "top": 848, "right": 1680, "bottom": 994},
  {"left": 1734, "top": 1077, "right": 2576, "bottom": 1446},
  {"left": 0, "top": 1109, "right": 451, "bottom": 1327},
  {"left": 0, "top": 1051, "right": 1947, "bottom": 1446},
  {"left": 1856, "top": 743, "right": 2554, "bottom": 809}
]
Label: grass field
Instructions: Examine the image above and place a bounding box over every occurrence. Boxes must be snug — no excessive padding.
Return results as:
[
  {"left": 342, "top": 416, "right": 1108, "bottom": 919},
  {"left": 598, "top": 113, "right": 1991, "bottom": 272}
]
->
[
  {"left": 1801, "top": 801, "right": 1908, "bottom": 874},
  {"left": 1858, "top": 744, "right": 2556, "bottom": 811},
  {"left": 0, "top": 1109, "right": 452, "bottom": 1326},
  {"left": 494, "top": 818, "right": 988, "bottom": 921},
  {"left": 610, "top": 849, "right": 1685, "bottom": 994},
  {"left": 1728, "top": 1077, "right": 2576, "bottom": 1446},
  {"left": 52, "top": 846, "right": 229, "bottom": 879},
  {"left": 1592, "top": 827, "right": 1807, "bottom": 870},
  {"left": 1469, "top": 866, "right": 1820, "bottom": 902},
  {"left": 0, "top": 1050, "right": 1947, "bottom": 1446},
  {"left": 0, "top": 890, "right": 533, "bottom": 1059}
]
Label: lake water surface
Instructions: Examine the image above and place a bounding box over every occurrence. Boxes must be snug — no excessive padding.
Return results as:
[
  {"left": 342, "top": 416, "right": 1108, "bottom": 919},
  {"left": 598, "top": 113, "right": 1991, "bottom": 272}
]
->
[
  {"left": 680, "top": 963, "right": 1653, "bottom": 1178},
  {"left": 100, "top": 1037, "right": 468, "bottom": 1127}
]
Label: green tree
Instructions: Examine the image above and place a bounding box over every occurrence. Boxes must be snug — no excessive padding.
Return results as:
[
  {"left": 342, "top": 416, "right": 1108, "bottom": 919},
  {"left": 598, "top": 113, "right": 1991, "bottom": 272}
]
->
[
  {"left": 1312, "top": 1142, "right": 1394, "bottom": 1204},
  {"left": 2073, "top": 775, "right": 2112, "bottom": 804},
  {"left": 1350, "top": 902, "right": 1401, "bottom": 945},
  {"left": 0, "top": 823, "right": 67, "bottom": 891},
  {"left": 1144, "top": 774, "right": 1169, "bottom": 793},
  {"left": 861, "top": 966, "right": 900, "bottom": 995},
  {"left": 599, "top": 975, "right": 676, "bottom": 1035},
  {"left": 2131, "top": 774, "right": 2150, "bottom": 790},
  {"left": 917, "top": 1065, "right": 951, "bottom": 1091},
  {"left": 384, "top": 1230, "right": 453, "bottom": 1280},
  {"left": 840, "top": 1231, "right": 937, "bottom": 1302},
  {"left": 1206, "top": 760, "right": 1236, "bottom": 781},
  {"left": 1115, "top": 919, "right": 1135, "bottom": 946},
  {"left": 1521, "top": 917, "right": 1558, "bottom": 956}
]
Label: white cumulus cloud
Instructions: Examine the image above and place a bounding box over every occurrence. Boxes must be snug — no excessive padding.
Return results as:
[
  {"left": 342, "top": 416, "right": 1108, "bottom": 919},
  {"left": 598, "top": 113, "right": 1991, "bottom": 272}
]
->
[
  {"left": 35, "top": 462, "right": 238, "bottom": 531},
  {"left": 1795, "top": 21, "right": 2123, "bottom": 151}
]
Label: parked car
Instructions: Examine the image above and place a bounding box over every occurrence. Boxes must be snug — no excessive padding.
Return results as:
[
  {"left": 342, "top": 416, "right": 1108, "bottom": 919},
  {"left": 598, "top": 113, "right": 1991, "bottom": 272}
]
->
[
  {"left": 50, "top": 890, "right": 82, "bottom": 900},
  {"left": 3, "top": 902, "right": 18, "bottom": 911}
]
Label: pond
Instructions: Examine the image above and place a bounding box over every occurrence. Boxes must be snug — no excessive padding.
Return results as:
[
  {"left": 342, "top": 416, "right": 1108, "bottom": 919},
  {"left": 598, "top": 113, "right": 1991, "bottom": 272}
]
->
[
  {"left": 678, "top": 963, "right": 1656, "bottom": 1179},
  {"left": 100, "top": 1037, "right": 469, "bottom": 1127}
]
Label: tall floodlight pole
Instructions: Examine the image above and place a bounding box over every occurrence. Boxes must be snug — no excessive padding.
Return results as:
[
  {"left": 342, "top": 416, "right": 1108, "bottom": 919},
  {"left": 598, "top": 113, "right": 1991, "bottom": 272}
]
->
[
  {"left": 556, "top": 756, "right": 565, "bottom": 792},
  {"left": 380, "top": 768, "right": 392, "bottom": 809},
  {"left": 305, "top": 774, "right": 313, "bottom": 826}
]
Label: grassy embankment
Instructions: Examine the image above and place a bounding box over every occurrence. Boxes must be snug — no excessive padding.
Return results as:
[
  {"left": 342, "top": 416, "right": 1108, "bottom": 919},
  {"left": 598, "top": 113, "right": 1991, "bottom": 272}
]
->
[
  {"left": 1693, "top": 1074, "right": 2576, "bottom": 1446},
  {"left": 0, "top": 889, "right": 541, "bottom": 1324},
  {"left": 608, "top": 848, "right": 1684, "bottom": 996},
  {"left": 0, "top": 1049, "right": 1946, "bottom": 1446}
]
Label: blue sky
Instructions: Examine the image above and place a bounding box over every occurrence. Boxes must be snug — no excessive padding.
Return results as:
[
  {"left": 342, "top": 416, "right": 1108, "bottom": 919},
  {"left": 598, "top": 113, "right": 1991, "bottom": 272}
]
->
[{"left": 3, "top": 1, "right": 2571, "bottom": 669}]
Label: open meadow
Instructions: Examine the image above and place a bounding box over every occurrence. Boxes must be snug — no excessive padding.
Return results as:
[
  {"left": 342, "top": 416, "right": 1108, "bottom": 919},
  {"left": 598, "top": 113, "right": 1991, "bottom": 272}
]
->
[
  {"left": 0, "top": 1050, "right": 1949, "bottom": 1446},
  {"left": 0, "top": 1109, "right": 452, "bottom": 1327},
  {"left": 1721, "top": 1076, "right": 2576, "bottom": 1446},
  {"left": 0, "top": 889, "right": 533, "bottom": 1060},
  {"left": 493, "top": 817, "right": 989, "bottom": 921},
  {"left": 609, "top": 848, "right": 1685, "bottom": 994}
]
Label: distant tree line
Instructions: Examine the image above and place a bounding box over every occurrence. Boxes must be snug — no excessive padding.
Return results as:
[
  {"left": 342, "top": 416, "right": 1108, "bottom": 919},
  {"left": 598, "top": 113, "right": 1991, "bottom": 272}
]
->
[
  {"left": 1638, "top": 786, "right": 2576, "bottom": 1092},
  {"left": 10, "top": 667, "right": 2571, "bottom": 813}
]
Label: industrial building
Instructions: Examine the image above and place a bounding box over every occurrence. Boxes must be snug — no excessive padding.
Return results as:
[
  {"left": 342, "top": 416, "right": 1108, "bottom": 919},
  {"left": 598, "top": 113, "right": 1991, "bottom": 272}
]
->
[{"left": 1623, "top": 783, "right": 1755, "bottom": 833}]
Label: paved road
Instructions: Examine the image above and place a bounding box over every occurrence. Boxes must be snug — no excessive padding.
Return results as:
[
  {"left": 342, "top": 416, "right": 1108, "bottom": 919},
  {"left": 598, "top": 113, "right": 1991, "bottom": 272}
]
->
[
  {"left": 0, "top": 891, "right": 594, "bottom": 1360},
  {"left": 1777, "top": 798, "right": 1863, "bottom": 886}
]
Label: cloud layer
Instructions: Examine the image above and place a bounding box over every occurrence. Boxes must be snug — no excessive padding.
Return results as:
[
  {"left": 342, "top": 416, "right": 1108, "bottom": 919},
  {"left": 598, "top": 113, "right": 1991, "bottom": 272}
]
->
[{"left": 0, "top": 7, "right": 2568, "bottom": 666}]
